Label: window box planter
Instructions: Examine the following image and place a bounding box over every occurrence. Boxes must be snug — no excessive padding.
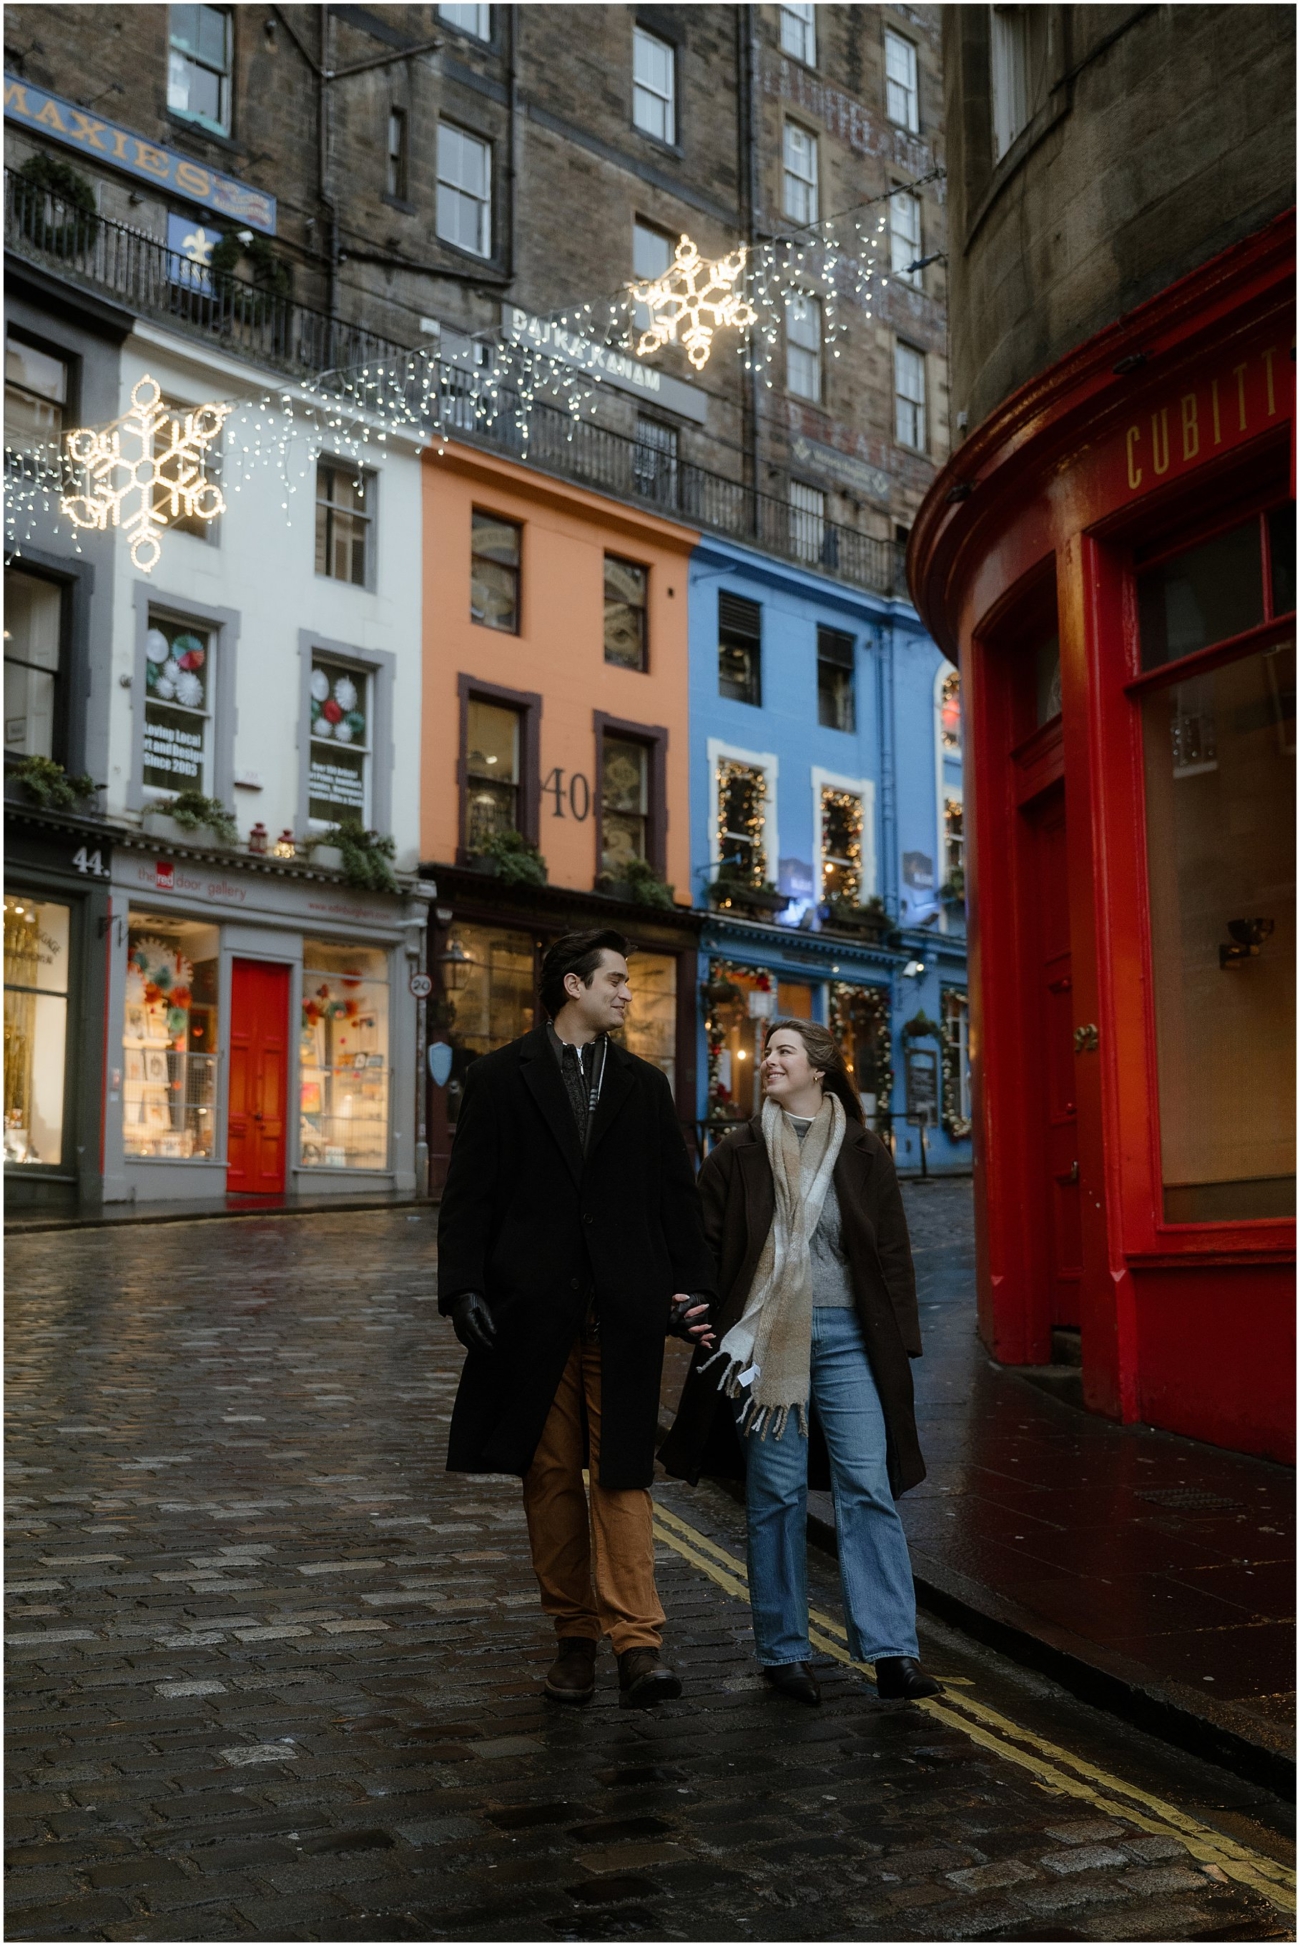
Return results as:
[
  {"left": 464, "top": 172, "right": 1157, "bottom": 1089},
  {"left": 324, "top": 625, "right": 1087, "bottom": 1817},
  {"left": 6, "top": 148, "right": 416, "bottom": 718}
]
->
[
  {"left": 141, "top": 809, "right": 232, "bottom": 848},
  {"left": 708, "top": 881, "right": 789, "bottom": 916},
  {"left": 464, "top": 854, "right": 501, "bottom": 877},
  {"left": 306, "top": 844, "right": 344, "bottom": 872}
]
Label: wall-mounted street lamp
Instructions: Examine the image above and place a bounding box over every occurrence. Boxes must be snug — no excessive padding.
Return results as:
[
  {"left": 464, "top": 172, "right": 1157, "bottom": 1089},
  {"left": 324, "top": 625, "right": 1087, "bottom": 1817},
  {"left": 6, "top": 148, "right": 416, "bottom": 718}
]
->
[{"left": 438, "top": 937, "right": 476, "bottom": 992}]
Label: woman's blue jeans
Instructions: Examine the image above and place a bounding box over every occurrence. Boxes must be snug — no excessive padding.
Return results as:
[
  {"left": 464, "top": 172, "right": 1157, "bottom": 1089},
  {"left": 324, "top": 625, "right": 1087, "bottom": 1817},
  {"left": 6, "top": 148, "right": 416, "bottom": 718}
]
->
[{"left": 737, "top": 1306, "right": 920, "bottom": 1666}]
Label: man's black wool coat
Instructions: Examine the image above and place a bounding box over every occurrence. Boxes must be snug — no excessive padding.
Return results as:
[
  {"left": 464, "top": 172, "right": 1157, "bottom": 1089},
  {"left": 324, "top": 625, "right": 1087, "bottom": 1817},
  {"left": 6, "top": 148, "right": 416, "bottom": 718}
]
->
[{"left": 437, "top": 1024, "right": 715, "bottom": 1490}]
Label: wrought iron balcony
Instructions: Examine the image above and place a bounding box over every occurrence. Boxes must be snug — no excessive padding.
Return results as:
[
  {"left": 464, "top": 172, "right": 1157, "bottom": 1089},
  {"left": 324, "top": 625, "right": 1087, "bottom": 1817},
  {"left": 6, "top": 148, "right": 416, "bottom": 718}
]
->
[{"left": 5, "top": 169, "right": 908, "bottom": 600}]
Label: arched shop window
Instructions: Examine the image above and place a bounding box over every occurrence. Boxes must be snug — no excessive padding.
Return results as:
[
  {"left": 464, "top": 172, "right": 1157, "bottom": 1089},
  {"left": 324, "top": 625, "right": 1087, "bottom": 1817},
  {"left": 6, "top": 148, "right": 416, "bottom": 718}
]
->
[
  {"left": 1135, "top": 493, "right": 1295, "bottom": 1223},
  {"left": 829, "top": 982, "right": 893, "bottom": 1138}
]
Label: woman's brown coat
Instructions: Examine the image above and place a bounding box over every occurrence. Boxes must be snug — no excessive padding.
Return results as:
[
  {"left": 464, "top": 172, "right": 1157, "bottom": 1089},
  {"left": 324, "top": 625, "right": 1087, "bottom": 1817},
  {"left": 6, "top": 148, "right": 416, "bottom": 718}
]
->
[{"left": 658, "top": 1113, "right": 926, "bottom": 1497}]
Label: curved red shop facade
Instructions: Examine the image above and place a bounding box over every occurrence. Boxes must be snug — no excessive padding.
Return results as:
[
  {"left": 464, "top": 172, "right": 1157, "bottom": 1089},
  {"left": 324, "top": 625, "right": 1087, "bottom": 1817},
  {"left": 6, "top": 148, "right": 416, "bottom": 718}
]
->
[{"left": 910, "top": 213, "right": 1295, "bottom": 1463}]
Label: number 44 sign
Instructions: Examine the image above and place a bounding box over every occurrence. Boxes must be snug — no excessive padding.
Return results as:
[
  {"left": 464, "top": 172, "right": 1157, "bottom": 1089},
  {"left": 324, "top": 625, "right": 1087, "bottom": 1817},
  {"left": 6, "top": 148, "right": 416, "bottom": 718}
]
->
[{"left": 72, "top": 846, "right": 109, "bottom": 877}]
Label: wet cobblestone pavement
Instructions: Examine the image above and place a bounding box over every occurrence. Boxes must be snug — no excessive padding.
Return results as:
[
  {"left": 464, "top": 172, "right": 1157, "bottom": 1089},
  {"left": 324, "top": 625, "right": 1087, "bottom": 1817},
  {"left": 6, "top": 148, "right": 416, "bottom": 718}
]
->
[{"left": 6, "top": 1206, "right": 1294, "bottom": 1941}]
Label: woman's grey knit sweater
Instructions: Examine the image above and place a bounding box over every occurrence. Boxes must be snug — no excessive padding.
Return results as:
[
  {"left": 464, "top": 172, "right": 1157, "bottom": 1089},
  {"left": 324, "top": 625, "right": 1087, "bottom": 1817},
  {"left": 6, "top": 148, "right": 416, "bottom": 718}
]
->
[{"left": 789, "top": 1114, "right": 855, "bottom": 1307}]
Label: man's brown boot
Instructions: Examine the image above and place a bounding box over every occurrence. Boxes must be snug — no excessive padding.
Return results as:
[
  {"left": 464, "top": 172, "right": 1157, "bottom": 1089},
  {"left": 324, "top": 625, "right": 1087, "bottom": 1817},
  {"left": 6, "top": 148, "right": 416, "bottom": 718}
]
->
[
  {"left": 617, "top": 1648, "right": 682, "bottom": 1708},
  {"left": 544, "top": 1636, "right": 597, "bottom": 1705}
]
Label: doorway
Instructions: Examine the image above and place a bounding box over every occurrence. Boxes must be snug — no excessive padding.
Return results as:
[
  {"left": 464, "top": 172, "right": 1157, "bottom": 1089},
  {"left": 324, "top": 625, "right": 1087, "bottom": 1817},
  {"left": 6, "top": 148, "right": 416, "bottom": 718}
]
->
[
  {"left": 227, "top": 958, "right": 289, "bottom": 1195},
  {"left": 1022, "top": 781, "right": 1081, "bottom": 1326}
]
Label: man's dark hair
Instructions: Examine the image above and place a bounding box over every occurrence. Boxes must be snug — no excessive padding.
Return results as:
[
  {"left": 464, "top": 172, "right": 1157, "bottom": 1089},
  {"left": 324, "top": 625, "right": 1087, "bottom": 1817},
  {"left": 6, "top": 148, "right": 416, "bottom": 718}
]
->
[{"left": 540, "top": 929, "right": 630, "bottom": 1019}]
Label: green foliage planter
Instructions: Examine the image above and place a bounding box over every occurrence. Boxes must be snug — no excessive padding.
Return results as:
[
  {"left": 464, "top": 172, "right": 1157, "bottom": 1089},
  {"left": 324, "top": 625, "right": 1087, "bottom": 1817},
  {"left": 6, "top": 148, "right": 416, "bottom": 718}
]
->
[
  {"left": 9, "top": 755, "right": 97, "bottom": 810},
  {"left": 477, "top": 829, "right": 548, "bottom": 888},
  {"left": 16, "top": 153, "right": 99, "bottom": 257},
  {"left": 902, "top": 1009, "right": 943, "bottom": 1042},
  {"left": 595, "top": 858, "right": 676, "bottom": 909},
  {"left": 156, "top": 791, "right": 238, "bottom": 844},
  {"left": 312, "top": 822, "right": 399, "bottom": 894}
]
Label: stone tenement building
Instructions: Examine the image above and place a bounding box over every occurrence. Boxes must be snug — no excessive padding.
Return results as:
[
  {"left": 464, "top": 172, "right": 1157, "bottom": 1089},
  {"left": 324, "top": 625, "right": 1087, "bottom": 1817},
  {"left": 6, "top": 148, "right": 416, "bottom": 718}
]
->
[{"left": 3, "top": 2, "right": 948, "bottom": 544}]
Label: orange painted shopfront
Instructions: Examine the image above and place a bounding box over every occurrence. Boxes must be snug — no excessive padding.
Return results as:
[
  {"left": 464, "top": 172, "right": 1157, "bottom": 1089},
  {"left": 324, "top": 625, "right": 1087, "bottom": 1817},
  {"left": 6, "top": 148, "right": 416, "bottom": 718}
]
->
[{"left": 420, "top": 441, "right": 703, "bottom": 1187}]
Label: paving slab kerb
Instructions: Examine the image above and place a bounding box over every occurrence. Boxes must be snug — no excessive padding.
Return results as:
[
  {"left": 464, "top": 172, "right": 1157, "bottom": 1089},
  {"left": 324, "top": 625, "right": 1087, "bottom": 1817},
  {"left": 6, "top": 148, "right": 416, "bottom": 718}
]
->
[{"left": 5, "top": 1205, "right": 1293, "bottom": 1942}]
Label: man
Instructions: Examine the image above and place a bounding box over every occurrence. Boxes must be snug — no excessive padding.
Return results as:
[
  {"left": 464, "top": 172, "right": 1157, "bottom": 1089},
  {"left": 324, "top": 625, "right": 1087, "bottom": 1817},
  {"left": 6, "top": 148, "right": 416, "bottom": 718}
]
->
[{"left": 438, "top": 929, "right": 715, "bottom": 1708}]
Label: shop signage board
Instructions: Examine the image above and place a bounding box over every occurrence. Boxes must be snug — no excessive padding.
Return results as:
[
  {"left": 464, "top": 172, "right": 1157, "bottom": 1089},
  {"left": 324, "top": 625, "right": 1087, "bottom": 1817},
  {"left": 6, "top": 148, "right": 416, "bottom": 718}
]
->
[
  {"left": 502, "top": 306, "right": 709, "bottom": 425},
  {"left": 904, "top": 1045, "right": 937, "bottom": 1125},
  {"left": 4, "top": 75, "right": 276, "bottom": 232}
]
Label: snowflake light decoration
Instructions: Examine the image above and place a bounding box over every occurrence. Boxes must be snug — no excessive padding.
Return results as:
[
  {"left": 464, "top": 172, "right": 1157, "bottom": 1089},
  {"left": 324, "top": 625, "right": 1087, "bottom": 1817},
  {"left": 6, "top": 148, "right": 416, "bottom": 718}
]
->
[
  {"left": 631, "top": 234, "right": 757, "bottom": 371},
  {"left": 61, "top": 375, "right": 230, "bottom": 573}
]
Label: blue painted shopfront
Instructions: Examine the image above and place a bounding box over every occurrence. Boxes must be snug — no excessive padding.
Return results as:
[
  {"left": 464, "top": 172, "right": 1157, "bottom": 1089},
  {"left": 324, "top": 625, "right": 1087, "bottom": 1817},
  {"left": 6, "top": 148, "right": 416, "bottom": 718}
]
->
[{"left": 686, "top": 533, "right": 969, "bottom": 1176}]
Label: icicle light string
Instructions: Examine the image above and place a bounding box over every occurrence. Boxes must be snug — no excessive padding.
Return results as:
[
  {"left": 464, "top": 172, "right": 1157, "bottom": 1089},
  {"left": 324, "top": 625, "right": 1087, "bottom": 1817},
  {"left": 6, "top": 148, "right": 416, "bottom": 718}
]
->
[{"left": 4, "top": 166, "right": 946, "bottom": 557}]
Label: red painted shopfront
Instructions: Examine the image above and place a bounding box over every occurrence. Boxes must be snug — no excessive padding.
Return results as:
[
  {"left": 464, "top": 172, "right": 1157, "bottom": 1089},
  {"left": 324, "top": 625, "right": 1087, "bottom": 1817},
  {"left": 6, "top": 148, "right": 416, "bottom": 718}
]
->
[{"left": 910, "top": 214, "right": 1295, "bottom": 1462}]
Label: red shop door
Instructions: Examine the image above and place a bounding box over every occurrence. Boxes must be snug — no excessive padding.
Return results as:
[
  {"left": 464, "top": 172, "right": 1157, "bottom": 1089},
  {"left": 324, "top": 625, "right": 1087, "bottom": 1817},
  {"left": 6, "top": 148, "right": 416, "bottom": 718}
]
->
[
  {"left": 227, "top": 959, "right": 289, "bottom": 1195},
  {"left": 1024, "top": 782, "right": 1082, "bottom": 1327}
]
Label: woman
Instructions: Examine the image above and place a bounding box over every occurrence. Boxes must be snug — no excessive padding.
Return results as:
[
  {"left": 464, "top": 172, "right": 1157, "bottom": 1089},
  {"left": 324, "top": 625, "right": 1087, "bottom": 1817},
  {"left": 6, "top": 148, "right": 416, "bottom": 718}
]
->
[{"left": 660, "top": 1018, "right": 939, "bottom": 1707}]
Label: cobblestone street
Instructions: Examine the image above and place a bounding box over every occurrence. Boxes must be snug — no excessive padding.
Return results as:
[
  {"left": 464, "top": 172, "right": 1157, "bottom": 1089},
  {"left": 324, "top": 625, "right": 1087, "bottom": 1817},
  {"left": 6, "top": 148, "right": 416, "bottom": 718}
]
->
[{"left": 6, "top": 1205, "right": 1294, "bottom": 1942}]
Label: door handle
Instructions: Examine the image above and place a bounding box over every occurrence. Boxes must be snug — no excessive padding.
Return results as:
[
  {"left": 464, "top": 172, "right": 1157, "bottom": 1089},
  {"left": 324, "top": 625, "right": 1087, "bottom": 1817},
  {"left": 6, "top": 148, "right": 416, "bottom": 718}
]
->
[
  {"left": 254, "top": 1111, "right": 264, "bottom": 1122},
  {"left": 1054, "top": 1161, "right": 1079, "bottom": 1184}
]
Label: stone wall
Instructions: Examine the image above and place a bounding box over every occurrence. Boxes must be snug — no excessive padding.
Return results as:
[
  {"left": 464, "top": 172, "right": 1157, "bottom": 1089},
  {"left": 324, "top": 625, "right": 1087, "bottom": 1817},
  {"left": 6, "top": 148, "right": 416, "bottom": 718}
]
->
[{"left": 943, "top": 3, "right": 1296, "bottom": 433}]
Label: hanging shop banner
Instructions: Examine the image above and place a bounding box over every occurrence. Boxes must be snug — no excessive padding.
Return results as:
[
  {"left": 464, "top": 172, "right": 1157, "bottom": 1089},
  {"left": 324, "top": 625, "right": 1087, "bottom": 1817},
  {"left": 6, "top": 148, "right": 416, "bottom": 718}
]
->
[
  {"left": 4, "top": 76, "right": 277, "bottom": 234},
  {"left": 503, "top": 306, "right": 708, "bottom": 426}
]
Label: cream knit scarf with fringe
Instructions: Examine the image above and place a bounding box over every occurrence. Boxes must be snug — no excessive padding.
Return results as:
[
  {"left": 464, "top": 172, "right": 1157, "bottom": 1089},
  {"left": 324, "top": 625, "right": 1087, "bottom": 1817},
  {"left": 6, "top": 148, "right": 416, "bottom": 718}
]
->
[{"left": 708, "top": 1092, "right": 846, "bottom": 1440}]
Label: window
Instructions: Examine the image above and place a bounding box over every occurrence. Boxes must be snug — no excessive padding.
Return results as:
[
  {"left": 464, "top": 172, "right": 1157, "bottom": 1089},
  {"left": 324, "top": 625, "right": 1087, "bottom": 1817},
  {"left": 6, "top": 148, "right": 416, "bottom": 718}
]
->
[
  {"left": 633, "top": 26, "right": 676, "bottom": 143},
  {"left": 143, "top": 615, "right": 213, "bottom": 796},
  {"left": 123, "top": 916, "right": 218, "bottom": 1160},
  {"left": 632, "top": 219, "right": 673, "bottom": 333},
  {"left": 786, "top": 292, "right": 822, "bottom": 400},
  {"left": 780, "top": 2, "right": 816, "bottom": 65},
  {"left": 155, "top": 396, "right": 220, "bottom": 540},
  {"left": 830, "top": 982, "right": 892, "bottom": 1132},
  {"left": 440, "top": 921, "right": 535, "bottom": 1128},
  {"left": 821, "top": 788, "right": 864, "bottom": 905},
  {"left": 601, "top": 735, "right": 650, "bottom": 875},
  {"left": 789, "top": 480, "right": 826, "bottom": 564},
  {"left": 309, "top": 657, "right": 370, "bottom": 825},
  {"left": 708, "top": 965, "right": 814, "bottom": 1121},
  {"left": 621, "top": 951, "right": 677, "bottom": 1094},
  {"left": 991, "top": 5, "right": 1030, "bottom": 159},
  {"left": 465, "top": 697, "right": 521, "bottom": 849},
  {"left": 5, "top": 333, "right": 67, "bottom": 454},
  {"left": 437, "top": 122, "right": 492, "bottom": 257},
  {"left": 1137, "top": 502, "right": 1295, "bottom": 1223},
  {"left": 4, "top": 570, "right": 63, "bottom": 761},
  {"left": 471, "top": 510, "right": 521, "bottom": 632},
  {"left": 940, "top": 667, "right": 962, "bottom": 752},
  {"left": 719, "top": 592, "right": 761, "bottom": 707},
  {"left": 943, "top": 795, "right": 964, "bottom": 888},
  {"left": 633, "top": 416, "right": 679, "bottom": 507},
  {"left": 717, "top": 760, "right": 768, "bottom": 883},
  {"left": 386, "top": 107, "right": 409, "bottom": 200},
  {"left": 817, "top": 627, "right": 856, "bottom": 733},
  {"left": 300, "top": 942, "right": 389, "bottom": 1171},
  {"left": 315, "top": 462, "right": 371, "bottom": 585},
  {"left": 884, "top": 28, "right": 919, "bottom": 131},
  {"left": 604, "top": 556, "right": 648, "bottom": 671},
  {"left": 890, "top": 190, "right": 922, "bottom": 286},
  {"left": 941, "top": 989, "right": 972, "bottom": 1134},
  {"left": 168, "top": 4, "right": 233, "bottom": 136},
  {"left": 4, "top": 894, "right": 69, "bottom": 1167},
  {"left": 783, "top": 122, "right": 819, "bottom": 226},
  {"left": 439, "top": 1, "right": 490, "bottom": 38},
  {"left": 894, "top": 341, "right": 926, "bottom": 450}
]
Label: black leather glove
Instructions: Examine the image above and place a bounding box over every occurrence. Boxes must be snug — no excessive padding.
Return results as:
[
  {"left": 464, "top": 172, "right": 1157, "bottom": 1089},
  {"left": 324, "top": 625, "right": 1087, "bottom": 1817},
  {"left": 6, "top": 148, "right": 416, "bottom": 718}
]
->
[
  {"left": 667, "top": 1293, "right": 714, "bottom": 1345},
  {"left": 450, "top": 1292, "right": 497, "bottom": 1355}
]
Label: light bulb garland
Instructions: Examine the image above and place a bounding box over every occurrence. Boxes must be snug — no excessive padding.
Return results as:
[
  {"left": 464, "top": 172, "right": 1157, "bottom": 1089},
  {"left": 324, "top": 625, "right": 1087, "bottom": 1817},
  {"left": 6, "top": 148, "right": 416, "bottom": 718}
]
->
[{"left": 5, "top": 171, "right": 942, "bottom": 563}]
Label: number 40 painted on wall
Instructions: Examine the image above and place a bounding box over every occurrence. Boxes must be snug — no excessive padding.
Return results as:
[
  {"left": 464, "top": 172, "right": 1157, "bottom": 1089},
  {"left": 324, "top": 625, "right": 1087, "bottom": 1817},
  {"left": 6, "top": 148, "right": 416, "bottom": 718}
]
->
[{"left": 543, "top": 768, "right": 592, "bottom": 820}]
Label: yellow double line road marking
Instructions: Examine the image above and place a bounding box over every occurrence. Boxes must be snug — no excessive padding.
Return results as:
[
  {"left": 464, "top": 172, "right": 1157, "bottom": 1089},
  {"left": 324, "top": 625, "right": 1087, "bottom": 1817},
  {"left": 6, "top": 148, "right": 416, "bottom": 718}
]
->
[{"left": 651, "top": 1500, "right": 1295, "bottom": 1915}]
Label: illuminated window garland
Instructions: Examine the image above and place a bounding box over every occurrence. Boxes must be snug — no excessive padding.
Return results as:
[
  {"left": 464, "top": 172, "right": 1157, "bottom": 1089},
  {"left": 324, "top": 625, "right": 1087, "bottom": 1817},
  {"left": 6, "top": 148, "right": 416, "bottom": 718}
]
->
[
  {"left": 941, "top": 987, "right": 972, "bottom": 1138},
  {"left": 829, "top": 982, "right": 893, "bottom": 1138},
  {"left": 715, "top": 760, "right": 768, "bottom": 890},
  {"left": 820, "top": 787, "right": 863, "bottom": 906},
  {"left": 940, "top": 668, "right": 962, "bottom": 752}
]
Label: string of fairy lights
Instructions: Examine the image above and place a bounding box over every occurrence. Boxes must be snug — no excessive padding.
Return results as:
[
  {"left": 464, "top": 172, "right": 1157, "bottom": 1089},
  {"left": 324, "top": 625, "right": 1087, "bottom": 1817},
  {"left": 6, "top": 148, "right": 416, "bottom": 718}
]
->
[{"left": 4, "top": 168, "right": 944, "bottom": 569}]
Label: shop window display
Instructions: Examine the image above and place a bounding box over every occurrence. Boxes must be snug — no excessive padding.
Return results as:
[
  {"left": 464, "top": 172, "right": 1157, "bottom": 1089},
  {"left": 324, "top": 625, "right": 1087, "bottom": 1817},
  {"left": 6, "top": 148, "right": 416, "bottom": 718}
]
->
[
  {"left": 439, "top": 922, "right": 535, "bottom": 1128},
  {"left": 829, "top": 982, "right": 893, "bottom": 1137},
  {"left": 4, "top": 893, "right": 69, "bottom": 1166},
  {"left": 123, "top": 917, "right": 218, "bottom": 1159},
  {"left": 620, "top": 950, "right": 676, "bottom": 1094},
  {"left": 705, "top": 965, "right": 813, "bottom": 1127},
  {"left": 300, "top": 942, "right": 390, "bottom": 1168}
]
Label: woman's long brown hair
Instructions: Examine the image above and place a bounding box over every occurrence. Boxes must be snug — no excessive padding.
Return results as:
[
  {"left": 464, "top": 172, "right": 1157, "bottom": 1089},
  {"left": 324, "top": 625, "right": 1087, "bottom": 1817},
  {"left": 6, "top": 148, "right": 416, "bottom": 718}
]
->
[{"left": 763, "top": 1017, "right": 865, "bottom": 1125}]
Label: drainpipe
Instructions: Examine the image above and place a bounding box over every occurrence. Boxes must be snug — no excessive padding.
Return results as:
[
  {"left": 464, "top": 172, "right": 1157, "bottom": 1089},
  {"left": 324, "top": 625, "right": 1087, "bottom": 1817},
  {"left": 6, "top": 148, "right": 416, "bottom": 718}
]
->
[
  {"left": 739, "top": 5, "right": 761, "bottom": 516},
  {"left": 505, "top": 3, "right": 519, "bottom": 287},
  {"left": 318, "top": 3, "right": 339, "bottom": 341},
  {"left": 877, "top": 623, "right": 899, "bottom": 923}
]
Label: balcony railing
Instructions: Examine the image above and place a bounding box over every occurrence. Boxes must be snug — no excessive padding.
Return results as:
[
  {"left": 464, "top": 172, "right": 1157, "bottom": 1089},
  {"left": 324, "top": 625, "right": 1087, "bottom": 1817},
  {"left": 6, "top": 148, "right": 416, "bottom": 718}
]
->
[{"left": 5, "top": 169, "right": 908, "bottom": 599}]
